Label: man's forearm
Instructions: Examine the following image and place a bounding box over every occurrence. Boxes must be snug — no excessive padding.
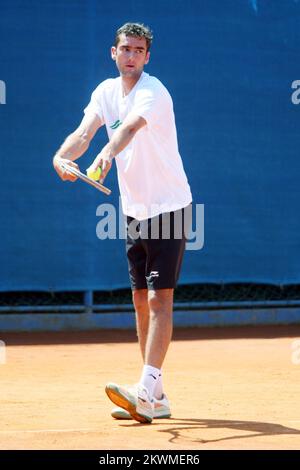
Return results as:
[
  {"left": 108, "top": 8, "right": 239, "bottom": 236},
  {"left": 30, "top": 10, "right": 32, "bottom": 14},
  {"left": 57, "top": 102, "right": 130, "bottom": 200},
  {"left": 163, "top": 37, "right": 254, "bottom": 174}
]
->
[
  {"left": 54, "top": 131, "right": 90, "bottom": 161},
  {"left": 86, "top": 115, "right": 146, "bottom": 179},
  {"left": 104, "top": 125, "right": 137, "bottom": 159}
]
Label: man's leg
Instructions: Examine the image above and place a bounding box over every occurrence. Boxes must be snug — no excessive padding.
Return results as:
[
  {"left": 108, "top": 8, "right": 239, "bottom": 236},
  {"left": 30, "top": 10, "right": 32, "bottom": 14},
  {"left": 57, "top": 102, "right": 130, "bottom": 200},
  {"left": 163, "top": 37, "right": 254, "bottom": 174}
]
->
[
  {"left": 107, "top": 287, "right": 171, "bottom": 423},
  {"left": 132, "top": 288, "right": 149, "bottom": 362},
  {"left": 133, "top": 288, "right": 165, "bottom": 399},
  {"left": 136, "top": 288, "right": 173, "bottom": 404},
  {"left": 145, "top": 288, "right": 174, "bottom": 369}
]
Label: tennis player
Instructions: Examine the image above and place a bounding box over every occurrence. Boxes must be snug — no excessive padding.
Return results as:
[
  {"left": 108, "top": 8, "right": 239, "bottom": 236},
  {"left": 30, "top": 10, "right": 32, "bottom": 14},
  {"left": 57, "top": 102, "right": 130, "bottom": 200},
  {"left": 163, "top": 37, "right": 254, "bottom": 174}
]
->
[{"left": 53, "top": 22, "right": 192, "bottom": 423}]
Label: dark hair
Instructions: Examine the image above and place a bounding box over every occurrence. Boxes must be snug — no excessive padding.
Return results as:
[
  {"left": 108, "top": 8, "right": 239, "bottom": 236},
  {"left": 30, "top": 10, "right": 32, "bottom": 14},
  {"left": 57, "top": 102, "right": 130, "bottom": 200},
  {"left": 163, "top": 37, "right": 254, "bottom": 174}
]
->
[{"left": 114, "top": 22, "right": 153, "bottom": 51}]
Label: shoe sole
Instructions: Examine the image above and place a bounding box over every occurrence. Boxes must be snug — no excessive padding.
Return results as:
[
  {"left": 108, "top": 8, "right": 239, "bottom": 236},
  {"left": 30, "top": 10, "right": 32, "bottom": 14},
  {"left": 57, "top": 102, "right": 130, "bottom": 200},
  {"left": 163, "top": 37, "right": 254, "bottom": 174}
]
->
[
  {"left": 105, "top": 384, "right": 152, "bottom": 424},
  {"left": 111, "top": 409, "right": 171, "bottom": 420},
  {"left": 111, "top": 410, "right": 171, "bottom": 420},
  {"left": 154, "top": 411, "right": 171, "bottom": 419}
]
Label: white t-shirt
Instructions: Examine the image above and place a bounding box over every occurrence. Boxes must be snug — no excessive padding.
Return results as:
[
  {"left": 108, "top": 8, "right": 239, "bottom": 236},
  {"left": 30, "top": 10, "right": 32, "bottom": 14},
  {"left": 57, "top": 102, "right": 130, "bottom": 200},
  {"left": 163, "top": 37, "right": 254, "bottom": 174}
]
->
[{"left": 84, "top": 72, "right": 192, "bottom": 220}]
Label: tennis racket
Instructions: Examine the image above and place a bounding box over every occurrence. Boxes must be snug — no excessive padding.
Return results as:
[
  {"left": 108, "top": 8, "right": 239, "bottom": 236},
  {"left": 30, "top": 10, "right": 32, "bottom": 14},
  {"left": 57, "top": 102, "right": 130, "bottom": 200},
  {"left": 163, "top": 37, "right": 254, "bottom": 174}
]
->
[{"left": 60, "top": 161, "right": 111, "bottom": 196}]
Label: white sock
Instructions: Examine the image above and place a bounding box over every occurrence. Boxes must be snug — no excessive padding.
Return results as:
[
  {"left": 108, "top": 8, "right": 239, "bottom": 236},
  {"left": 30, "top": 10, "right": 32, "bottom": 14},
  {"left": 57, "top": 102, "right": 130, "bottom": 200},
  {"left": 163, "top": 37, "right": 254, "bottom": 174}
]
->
[
  {"left": 139, "top": 364, "right": 161, "bottom": 399},
  {"left": 154, "top": 372, "right": 164, "bottom": 400}
]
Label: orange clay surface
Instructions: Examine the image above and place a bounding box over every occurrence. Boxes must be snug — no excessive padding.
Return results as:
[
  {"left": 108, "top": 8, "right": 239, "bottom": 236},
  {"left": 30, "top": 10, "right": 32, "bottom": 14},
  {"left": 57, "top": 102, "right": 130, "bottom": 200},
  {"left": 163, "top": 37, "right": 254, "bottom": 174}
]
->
[{"left": 1, "top": 325, "right": 300, "bottom": 450}]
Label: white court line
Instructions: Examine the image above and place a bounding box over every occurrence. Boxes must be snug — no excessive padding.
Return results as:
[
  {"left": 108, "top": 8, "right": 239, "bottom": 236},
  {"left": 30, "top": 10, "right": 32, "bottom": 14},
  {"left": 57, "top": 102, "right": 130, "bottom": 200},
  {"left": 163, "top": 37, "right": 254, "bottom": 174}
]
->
[
  {"left": 0, "top": 428, "right": 97, "bottom": 434},
  {"left": 1, "top": 421, "right": 300, "bottom": 434}
]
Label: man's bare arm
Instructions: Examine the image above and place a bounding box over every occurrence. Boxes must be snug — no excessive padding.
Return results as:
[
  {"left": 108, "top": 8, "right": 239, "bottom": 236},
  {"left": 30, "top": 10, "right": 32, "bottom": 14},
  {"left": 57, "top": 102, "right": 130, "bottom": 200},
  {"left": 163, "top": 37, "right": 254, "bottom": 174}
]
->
[
  {"left": 87, "top": 113, "right": 146, "bottom": 181},
  {"left": 53, "top": 113, "right": 103, "bottom": 181},
  {"left": 105, "top": 113, "right": 146, "bottom": 157}
]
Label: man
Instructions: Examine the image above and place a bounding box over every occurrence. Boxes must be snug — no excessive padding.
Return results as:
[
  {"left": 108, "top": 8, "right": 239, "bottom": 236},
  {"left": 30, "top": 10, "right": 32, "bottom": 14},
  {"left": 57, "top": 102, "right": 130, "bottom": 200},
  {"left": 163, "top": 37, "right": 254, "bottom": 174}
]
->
[{"left": 53, "top": 22, "right": 192, "bottom": 424}]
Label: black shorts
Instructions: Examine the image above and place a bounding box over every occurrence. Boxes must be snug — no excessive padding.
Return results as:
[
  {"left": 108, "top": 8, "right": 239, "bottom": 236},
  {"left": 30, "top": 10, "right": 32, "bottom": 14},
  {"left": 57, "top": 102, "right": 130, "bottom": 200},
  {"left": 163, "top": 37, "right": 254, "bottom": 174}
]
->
[{"left": 126, "top": 205, "right": 191, "bottom": 290}]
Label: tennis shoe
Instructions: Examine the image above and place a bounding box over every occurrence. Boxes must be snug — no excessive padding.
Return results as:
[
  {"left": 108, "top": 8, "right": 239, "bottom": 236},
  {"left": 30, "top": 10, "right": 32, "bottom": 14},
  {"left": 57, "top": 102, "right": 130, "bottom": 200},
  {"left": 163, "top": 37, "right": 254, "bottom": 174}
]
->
[
  {"left": 111, "top": 393, "right": 171, "bottom": 420},
  {"left": 105, "top": 382, "right": 154, "bottom": 423}
]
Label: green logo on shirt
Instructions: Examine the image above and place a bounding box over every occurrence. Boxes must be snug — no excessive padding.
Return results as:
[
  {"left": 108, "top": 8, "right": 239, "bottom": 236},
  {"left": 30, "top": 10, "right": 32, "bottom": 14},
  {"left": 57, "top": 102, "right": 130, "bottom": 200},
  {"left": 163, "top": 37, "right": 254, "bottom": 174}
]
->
[{"left": 110, "top": 119, "right": 122, "bottom": 129}]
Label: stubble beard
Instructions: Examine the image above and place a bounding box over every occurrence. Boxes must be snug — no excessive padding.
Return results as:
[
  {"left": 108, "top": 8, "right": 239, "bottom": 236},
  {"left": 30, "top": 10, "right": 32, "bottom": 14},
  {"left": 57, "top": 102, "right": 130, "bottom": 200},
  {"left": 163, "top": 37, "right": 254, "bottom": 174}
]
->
[{"left": 118, "top": 64, "right": 144, "bottom": 80}]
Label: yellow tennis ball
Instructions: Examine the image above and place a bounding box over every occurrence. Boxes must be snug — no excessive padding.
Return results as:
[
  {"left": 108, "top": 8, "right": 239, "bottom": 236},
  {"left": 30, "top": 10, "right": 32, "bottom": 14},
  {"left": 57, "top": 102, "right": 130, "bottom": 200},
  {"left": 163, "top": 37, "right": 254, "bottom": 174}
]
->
[{"left": 87, "top": 166, "right": 102, "bottom": 181}]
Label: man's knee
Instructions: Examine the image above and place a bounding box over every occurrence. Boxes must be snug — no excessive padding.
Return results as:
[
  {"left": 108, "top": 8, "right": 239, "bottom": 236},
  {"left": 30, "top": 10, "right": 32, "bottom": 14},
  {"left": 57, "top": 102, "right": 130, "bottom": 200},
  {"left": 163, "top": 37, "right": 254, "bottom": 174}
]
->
[
  {"left": 148, "top": 289, "right": 174, "bottom": 315},
  {"left": 132, "top": 289, "right": 148, "bottom": 313}
]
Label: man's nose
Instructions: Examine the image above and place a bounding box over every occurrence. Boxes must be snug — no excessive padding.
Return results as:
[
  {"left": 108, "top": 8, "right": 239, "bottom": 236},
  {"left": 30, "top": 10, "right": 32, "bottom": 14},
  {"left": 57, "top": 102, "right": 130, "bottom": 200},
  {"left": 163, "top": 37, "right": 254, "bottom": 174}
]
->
[{"left": 127, "top": 51, "right": 135, "bottom": 61}]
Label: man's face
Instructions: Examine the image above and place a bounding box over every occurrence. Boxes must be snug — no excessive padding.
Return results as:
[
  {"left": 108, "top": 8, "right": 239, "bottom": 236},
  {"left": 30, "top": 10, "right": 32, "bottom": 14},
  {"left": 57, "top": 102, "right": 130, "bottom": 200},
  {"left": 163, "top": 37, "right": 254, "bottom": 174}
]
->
[{"left": 111, "top": 34, "right": 150, "bottom": 78}]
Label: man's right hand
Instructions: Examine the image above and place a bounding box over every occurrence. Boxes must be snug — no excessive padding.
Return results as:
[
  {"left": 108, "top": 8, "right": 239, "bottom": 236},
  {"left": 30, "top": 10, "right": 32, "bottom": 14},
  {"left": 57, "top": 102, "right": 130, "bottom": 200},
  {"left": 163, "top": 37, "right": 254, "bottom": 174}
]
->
[{"left": 53, "top": 156, "right": 79, "bottom": 182}]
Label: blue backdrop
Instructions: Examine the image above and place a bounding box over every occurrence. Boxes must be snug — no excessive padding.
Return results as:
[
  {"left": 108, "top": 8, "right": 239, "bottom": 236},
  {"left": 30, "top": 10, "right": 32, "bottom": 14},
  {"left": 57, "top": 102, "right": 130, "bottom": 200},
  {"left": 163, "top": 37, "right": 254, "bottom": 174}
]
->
[{"left": 1, "top": 0, "right": 300, "bottom": 291}]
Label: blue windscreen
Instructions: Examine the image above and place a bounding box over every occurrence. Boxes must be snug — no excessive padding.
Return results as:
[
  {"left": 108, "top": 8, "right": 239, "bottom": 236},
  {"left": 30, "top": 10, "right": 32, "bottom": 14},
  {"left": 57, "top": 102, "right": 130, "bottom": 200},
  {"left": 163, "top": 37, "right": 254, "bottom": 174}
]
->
[{"left": 0, "top": 0, "right": 299, "bottom": 291}]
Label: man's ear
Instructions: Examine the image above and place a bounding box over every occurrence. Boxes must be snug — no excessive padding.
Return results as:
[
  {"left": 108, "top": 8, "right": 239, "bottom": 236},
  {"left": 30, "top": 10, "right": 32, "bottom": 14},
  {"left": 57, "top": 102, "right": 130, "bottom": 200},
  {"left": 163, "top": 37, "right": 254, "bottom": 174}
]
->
[
  {"left": 111, "top": 46, "right": 117, "bottom": 61},
  {"left": 145, "top": 51, "right": 150, "bottom": 65}
]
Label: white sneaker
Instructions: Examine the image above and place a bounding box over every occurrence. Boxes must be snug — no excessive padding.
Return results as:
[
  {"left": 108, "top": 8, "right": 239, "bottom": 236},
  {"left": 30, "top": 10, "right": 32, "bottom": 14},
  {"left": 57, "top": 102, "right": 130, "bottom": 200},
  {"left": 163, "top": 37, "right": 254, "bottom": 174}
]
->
[
  {"left": 105, "top": 382, "right": 154, "bottom": 423},
  {"left": 111, "top": 394, "right": 171, "bottom": 420}
]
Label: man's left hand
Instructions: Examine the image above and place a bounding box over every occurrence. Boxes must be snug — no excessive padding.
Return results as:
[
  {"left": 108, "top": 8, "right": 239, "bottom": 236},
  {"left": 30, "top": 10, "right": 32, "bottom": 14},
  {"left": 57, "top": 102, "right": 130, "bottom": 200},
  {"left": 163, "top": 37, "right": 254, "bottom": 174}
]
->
[{"left": 87, "top": 148, "right": 113, "bottom": 183}]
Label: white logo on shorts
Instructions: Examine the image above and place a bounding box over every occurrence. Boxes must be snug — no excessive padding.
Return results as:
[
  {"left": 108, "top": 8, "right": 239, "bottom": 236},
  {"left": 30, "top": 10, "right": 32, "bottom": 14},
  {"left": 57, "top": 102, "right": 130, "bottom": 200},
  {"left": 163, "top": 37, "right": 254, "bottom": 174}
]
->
[{"left": 149, "top": 271, "right": 159, "bottom": 278}]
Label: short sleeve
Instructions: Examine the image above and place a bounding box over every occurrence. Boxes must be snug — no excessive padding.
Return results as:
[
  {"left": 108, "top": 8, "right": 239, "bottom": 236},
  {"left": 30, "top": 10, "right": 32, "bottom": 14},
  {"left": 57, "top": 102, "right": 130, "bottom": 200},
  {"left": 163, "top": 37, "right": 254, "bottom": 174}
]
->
[
  {"left": 131, "top": 84, "right": 171, "bottom": 127},
  {"left": 83, "top": 85, "right": 104, "bottom": 121}
]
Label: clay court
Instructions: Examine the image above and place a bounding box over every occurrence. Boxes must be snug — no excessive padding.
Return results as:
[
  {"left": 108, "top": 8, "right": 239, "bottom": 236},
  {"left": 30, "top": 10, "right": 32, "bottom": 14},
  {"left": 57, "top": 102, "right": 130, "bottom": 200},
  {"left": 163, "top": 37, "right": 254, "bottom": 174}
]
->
[{"left": 1, "top": 324, "right": 300, "bottom": 450}]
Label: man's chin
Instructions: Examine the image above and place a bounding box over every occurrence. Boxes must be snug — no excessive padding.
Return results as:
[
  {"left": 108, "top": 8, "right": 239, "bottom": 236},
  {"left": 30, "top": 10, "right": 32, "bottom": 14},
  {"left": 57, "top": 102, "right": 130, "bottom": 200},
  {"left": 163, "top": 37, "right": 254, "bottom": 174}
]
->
[{"left": 120, "top": 69, "right": 142, "bottom": 79}]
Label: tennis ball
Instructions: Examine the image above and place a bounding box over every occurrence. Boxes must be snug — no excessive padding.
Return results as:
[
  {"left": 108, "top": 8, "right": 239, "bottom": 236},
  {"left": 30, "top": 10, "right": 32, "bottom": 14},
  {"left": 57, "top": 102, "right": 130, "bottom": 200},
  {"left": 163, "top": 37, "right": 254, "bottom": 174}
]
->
[{"left": 86, "top": 166, "right": 102, "bottom": 181}]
